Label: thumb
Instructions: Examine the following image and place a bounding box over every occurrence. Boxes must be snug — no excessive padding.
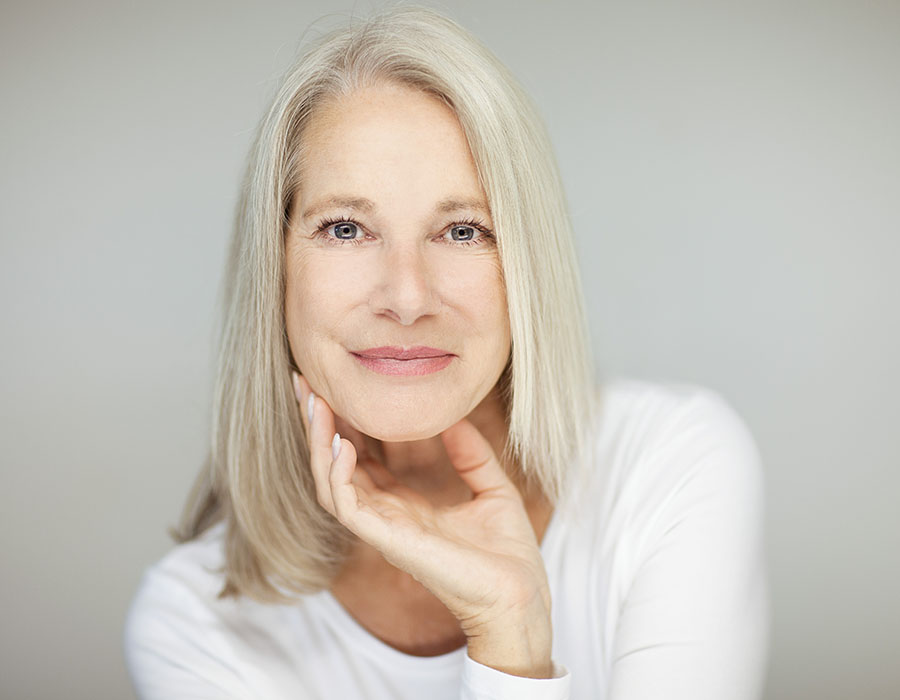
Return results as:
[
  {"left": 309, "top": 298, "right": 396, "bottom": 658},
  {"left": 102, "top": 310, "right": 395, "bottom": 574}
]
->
[{"left": 440, "top": 418, "right": 515, "bottom": 498}]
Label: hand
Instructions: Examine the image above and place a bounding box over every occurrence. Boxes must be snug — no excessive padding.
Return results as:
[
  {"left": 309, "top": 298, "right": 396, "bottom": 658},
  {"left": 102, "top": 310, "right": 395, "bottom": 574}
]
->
[{"left": 291, "top": 372, "right": 553, "bottom": 675}]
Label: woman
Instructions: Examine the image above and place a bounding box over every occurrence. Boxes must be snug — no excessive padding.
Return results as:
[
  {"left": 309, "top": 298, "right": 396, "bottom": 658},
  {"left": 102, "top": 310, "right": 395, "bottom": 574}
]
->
[{"left": 124, "top": 6, "right": 768, "bottom": 699}]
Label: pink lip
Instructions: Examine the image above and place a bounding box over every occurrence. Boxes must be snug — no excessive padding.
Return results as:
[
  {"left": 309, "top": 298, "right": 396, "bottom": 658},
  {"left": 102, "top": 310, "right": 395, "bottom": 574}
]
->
[
  {"left": 350, "top": 346, "right": 454, "bottom": 376},
  {"left": 354, "top": 345, "right": 452, "bottom": 360}
]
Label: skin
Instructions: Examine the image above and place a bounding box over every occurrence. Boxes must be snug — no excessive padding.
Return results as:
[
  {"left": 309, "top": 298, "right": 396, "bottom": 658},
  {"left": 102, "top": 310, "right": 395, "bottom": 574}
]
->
[{"left": 284, "top": 81, "right": 554, "bottom": 678}]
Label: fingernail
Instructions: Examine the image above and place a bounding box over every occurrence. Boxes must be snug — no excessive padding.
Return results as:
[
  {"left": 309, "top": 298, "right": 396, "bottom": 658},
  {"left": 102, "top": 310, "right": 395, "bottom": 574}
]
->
[
  {"left": 307, "top": 392, "right": 315, "bottom": 423},
  {"left": 291, "top": 372, "right": 302, "bottom": 402},
  {"left": 331, "top": 432, "right": 341, "bottom": 460}
]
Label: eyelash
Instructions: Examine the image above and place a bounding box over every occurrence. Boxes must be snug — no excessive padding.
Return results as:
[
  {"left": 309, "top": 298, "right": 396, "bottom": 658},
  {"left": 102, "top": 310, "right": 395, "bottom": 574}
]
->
[{"left": 312, "top": 215, "right": 495, "bottom": 248}]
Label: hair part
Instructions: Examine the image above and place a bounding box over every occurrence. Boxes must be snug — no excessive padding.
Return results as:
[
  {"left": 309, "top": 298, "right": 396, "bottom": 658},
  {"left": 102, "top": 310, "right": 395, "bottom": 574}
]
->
[{"left": 170, "top": 4, "right": 597, "bottom": 604}]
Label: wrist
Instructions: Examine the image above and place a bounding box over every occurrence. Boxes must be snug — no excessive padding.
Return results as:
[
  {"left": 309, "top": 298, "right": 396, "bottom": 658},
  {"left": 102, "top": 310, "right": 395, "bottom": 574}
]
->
[{"left": 464, "top": 603, "right": 553, "bottom": 679}]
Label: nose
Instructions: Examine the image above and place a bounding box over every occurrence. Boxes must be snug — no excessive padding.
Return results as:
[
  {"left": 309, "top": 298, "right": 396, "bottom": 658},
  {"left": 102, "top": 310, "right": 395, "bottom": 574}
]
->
[{"left": 368, "top": 241, "right": 441, "bottom": 325}]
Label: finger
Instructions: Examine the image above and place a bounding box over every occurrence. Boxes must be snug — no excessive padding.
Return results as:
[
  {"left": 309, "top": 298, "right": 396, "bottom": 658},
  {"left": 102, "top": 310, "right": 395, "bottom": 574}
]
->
[
  {"left": 291, "top": 373, "right": 329, "bottom": 507},
  {"left": 303, "top": 381, "right": 340, "bottom": 516},
  {"left": 291, "top": 371, "right": 313, "bottom": 436},
  {"left": 440, "top": 418, "right": 516, "bottom": 498},
  {"left": 357, "top": 458, "right": 402, "bottom": 490},
  {"left": 350, "top": 460, "right": 380, "bottom": 492},
  {"left": 329, "top": 436, "right": 362, "bottom": 523},
  {"left": 332, "top": 414, "right": 378, "bottom": 466},
  {"left": 329, "top": 437, "right": 400, "bottom": 550},
  {"left": 322, "top": 401, "right": 400, "bottom": 490},
  {"left": 337, "top": 443, "right": 382, "bottom": 495}
]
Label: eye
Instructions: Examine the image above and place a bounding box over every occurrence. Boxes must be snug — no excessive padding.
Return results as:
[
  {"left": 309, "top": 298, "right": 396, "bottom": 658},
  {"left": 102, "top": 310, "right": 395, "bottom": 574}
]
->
[
  {"left": 331, "top": 222, "right": 359, "bottom": 241},
  {"left": 442, "top": 219, "right": 494, "bottom": 247},
  {"left": 313, "top": 217, "right": 366, "bottom": 246},
  {"left": 449, "top": 225, "right": 477, "bottom": 242}
]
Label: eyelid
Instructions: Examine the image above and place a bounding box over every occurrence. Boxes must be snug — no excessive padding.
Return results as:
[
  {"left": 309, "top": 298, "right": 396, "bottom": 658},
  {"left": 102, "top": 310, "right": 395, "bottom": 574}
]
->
[{"left": 446, "top": 216, "right": 492, "bottom": 233}]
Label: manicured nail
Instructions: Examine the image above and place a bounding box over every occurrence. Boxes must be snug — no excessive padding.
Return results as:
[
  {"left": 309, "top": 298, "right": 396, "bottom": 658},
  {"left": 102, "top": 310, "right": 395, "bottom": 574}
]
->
[
  {"left": 307, "top": 392, "right": 315, "bottom": 423},
  {"left": 331, "top": 432, "right": 341, "bottom": 460}
]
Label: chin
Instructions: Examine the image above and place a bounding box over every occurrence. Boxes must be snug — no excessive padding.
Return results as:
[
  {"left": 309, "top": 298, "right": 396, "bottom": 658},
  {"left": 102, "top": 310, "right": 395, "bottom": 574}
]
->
[{"left": 354, "top": 413, "right": 452, "bottom": 442}]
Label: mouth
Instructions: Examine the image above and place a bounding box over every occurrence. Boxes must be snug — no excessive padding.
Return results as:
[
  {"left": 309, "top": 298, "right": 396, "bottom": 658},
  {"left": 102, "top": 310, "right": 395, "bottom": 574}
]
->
[
  {"left": 353, "top": 345, "right": 453, "bottom": 360},
  {"left": 350, "top": 346, "right": 455, "bottom": 376}
]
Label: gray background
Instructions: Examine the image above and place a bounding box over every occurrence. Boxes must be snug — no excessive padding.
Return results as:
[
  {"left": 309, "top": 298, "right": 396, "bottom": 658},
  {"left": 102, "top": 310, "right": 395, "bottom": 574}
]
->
[{"left": 2, "top": 0, "right": 897, "bottom": 698}]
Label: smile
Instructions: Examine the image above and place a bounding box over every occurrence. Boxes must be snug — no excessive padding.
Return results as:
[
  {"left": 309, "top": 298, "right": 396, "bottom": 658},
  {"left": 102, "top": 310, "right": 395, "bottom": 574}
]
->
[{"left": 350, "top": 350, "right": 454, "bottom": 376}]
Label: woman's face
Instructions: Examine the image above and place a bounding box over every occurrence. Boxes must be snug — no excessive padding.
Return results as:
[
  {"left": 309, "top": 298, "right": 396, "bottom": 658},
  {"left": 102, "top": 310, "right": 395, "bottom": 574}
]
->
[{"left": 284, "top": 82, "right": 511, "bottom": 441}]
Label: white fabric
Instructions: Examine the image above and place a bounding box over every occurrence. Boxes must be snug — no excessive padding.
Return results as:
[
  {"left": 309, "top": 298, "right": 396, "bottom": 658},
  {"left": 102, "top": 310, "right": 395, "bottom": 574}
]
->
[{"left": 124, "top": 377, "right": 769, "bottom": 699}]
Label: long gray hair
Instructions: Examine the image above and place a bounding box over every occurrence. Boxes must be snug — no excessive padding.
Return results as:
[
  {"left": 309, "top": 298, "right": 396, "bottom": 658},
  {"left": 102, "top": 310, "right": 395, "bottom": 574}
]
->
[{"left": 172, "top": 4, "right": 597, "bottom": 604}]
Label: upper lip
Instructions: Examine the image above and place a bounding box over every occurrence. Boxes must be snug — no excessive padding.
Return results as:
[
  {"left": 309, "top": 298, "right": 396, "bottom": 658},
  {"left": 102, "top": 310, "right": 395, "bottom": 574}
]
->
[{"left": 353, "top": 345, "right": 453, "bottom": 360}]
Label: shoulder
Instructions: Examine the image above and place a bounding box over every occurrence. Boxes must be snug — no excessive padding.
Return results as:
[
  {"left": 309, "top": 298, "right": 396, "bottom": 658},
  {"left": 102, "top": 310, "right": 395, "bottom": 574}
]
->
[
  {"left": 123, "top": 521, "right": 253, "bottom": 695},
  {"left": 594, "top": 376, "right": 757, "bottom": 444},
  {"left": 126, "top": 520, "right": 230, "bottom": 611},
  {"left": 124, "top": 519, "right": 227, "bottom": 639},
  {"left": 575, "top": 376, "right": 765, "bottom": 526}
]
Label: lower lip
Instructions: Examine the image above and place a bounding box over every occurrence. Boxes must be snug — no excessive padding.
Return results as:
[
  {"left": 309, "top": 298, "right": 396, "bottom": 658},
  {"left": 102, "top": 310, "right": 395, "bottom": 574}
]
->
[{"left": 351, "top": 353, "right": 454, "bottom": 376}]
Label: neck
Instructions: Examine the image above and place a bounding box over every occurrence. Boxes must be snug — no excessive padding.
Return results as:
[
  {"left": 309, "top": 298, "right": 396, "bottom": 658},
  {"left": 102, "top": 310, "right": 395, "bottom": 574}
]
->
[{"left": 358, "top": 383, "right": 519, "bottom": 502}]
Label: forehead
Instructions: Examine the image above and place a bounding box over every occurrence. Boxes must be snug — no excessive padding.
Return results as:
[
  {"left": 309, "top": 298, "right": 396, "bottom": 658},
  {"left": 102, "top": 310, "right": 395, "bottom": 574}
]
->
[{"left": 295, "top": 83, "right": 486, "bottom": 207}]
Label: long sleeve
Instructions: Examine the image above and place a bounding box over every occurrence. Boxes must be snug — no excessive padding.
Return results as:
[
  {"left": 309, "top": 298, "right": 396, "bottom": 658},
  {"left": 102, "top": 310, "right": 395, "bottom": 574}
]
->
[
  {"left": 606, "top": 390, "right": 769, "bottom": 699},
  {"left": 460, "top": 654, "right": 571, "bottom": 699}
]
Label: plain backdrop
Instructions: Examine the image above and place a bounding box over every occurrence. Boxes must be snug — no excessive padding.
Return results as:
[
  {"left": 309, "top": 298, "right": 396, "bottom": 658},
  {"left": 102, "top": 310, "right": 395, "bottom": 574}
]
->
[{"left": 1, "top": 1, "right": 898, "bottom": 698}]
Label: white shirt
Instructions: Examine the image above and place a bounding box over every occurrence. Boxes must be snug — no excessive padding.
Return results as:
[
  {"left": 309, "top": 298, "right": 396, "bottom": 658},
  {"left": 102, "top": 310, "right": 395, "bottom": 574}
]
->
[{"left": 124, "top": 377, "right": 769, "bottom": 699}]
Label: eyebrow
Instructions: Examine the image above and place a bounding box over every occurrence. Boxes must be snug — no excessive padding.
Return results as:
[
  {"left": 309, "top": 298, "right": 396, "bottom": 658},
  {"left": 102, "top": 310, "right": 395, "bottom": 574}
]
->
[
  {"left": 300, "top": 196, "right": 490, "bottom": 220},
  {"left": 301, "top": 197, "right": 374, "bottom": 220},
  {"left": 435, "top": 197, "right": 490, "bottom": 215}
]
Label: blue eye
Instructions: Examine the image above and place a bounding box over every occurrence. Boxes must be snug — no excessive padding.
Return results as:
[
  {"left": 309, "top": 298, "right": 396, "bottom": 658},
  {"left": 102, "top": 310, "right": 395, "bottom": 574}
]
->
[
  {"left": 443, "top": 220, "right": 494, "bottom": 247},
  {"left": 449, "top": 225, "right": 476, "bottom": 242},
  {"left": 332, "top": 222, "right": 359, "bottom": 240},
  {"left": 314, "top": 219, "right": 365, "bottom": 246}
]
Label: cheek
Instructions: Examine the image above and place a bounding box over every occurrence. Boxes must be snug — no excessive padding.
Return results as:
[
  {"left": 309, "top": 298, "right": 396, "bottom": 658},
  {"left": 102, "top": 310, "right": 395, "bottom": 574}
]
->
[
  {"left": 460, "top": 261, "right": 508, "bottom": 327},
  {"left": 480, "top": 265, "right": 511, "bottom": 349},
  {"left": 285, "top": 248, "right": 360, "bottom": 315},
  {"left": 284, "top": 253, "right": 344, "bottom": 352}
]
